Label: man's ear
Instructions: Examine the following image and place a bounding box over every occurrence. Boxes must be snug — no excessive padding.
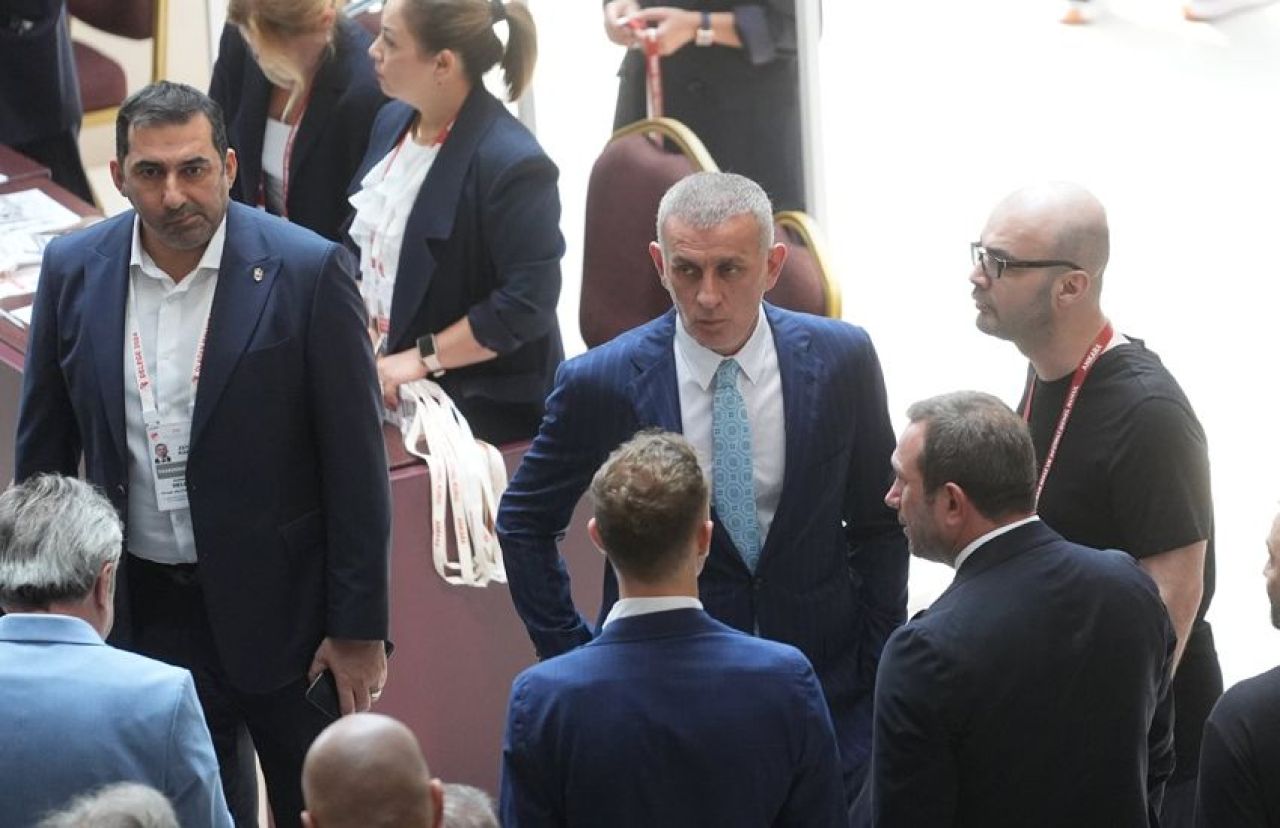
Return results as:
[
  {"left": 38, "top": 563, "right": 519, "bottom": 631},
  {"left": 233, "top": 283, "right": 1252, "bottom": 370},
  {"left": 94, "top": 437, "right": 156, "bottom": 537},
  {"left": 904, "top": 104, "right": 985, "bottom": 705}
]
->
[
  {"left": 587, "top": 517, "right": 607, "bottom": 558},
  {"left": 428, "top": 777, "right": 445, "bottom": 827},
  {"left": 1054, "top": 269, "right": 1090, "bottom": 306},
  {"left": 109, "top": 158, "right": 125, "bottom": 194},
  {"left": 764, "top": 242, "right": 787, "bottom": 292},
  {"left": 649, "top": 241, "right": 667, "bottom": 288},
  {"left": 300, "top": 811, "right": 315, "bottom": 828}
]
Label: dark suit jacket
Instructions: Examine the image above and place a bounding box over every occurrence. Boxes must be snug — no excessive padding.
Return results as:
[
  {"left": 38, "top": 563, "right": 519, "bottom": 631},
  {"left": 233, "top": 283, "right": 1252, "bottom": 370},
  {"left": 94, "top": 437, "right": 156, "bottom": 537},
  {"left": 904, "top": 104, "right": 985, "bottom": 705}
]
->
[
  {"left": 497, "top": 305, "right": 908, "bottom": 789},
  {"left": 348, "top": 88, "right": 564, "bottom": 442},
  {"left": 0, "top": 0, "right": 80, "bottom": 145},
  {"left": 210, "top": 17, "right": 385, "bottom": 241},
  {"left": 867, "top": 520, "right": 1175, "bottom": 828},
  {"left": 1195, "top": 664, "right": 1280, "bottom": 827},
  {"left": 500, "top": 607, "right": 847, "bottom": 827},
  {"left": 14, "top": 202, "right": 391, "bottom": 694}
]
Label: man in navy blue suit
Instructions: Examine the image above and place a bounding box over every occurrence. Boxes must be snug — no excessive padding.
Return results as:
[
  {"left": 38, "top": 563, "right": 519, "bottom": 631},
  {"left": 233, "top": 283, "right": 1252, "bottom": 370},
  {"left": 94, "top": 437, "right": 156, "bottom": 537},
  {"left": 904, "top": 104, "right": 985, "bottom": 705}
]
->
[
  {"left": 15, "top": 82, "right": 391, "bottom": 827},
  {"left": 498, "top": 171, "right": 907, "bottom": 797},
  {"left": 500, "top": 431, "right": 846, "bottom": 826},
  {"left": 866, "top": 391, "right": 1174, "bottom": 827}
]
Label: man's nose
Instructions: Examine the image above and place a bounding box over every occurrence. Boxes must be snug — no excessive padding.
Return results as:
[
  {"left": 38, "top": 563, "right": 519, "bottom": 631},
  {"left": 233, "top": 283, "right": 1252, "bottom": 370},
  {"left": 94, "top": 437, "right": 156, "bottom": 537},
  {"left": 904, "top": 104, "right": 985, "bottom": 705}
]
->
[
  {"left": 696, "top": 273, "right": 720, "bottom": 307},
  {"left": 162, "top": 174, "right": 185, "bottom": 210}
]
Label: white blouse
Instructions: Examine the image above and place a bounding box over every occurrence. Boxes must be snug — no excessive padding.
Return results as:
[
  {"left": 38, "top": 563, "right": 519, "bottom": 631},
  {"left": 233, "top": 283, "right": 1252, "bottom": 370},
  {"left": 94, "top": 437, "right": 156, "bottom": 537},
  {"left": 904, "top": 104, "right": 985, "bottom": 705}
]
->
[
  {"left": 261, "top": 117, "right": 289, "bottom": 214},
  {"left": 348, "top": 134, "right": 440, "bottom": 348}
]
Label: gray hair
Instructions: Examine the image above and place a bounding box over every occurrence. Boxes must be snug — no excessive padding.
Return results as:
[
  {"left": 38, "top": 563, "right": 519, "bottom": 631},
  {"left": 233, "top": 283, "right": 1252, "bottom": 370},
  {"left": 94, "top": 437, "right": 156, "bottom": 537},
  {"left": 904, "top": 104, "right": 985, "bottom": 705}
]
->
[
  {"left": 38, "top": 782, "right": 178, "bottom": 828},
  {"left": 656, "top": 172, "right": 774, "bottom": 253},
  {"left": 0, "top": 475, "right": 122, "bottom": 610},
  {"left": 905, "top": 391, "right": 1037, "bottom": 520},
  {"left": 443, "top": 783, "right": 498, "bottom": 828}
]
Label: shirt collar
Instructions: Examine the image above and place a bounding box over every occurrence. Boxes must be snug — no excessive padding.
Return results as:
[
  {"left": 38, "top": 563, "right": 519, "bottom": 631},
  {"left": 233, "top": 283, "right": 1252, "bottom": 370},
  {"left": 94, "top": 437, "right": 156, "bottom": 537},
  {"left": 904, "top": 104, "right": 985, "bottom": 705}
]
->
[
  {"left": 953, "top": 515, "right": 1039, "bottom": 571},
  {"left": 673, "top": 305, "right": 771, "bottom": 391},
  {"left": 130, "top": 213, "right": 228, "bottom": 283},
  {"left": 602, "top": 596, "right": 704, "bottom": 628}
]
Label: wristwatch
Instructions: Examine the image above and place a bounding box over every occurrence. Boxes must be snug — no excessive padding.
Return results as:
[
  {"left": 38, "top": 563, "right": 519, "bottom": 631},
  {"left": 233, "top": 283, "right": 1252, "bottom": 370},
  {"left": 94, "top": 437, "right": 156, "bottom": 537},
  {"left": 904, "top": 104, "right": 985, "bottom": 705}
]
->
[
  {"left": 695, "top": 11, "right": 714, "bottom": 47},
  {"left": 416, "top": 334, "right": 445, "bottom": 377}
]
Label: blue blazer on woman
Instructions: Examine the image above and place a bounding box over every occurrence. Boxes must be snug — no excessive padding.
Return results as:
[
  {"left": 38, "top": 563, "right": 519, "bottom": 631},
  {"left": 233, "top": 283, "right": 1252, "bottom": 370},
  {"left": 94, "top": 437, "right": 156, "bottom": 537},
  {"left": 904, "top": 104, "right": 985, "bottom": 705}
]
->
[
  {"left": 349, "top": 88, "right": 565, "bottom": 443},
  {"left": 210, "top": 16, "right": 385, "bottom": 241}
]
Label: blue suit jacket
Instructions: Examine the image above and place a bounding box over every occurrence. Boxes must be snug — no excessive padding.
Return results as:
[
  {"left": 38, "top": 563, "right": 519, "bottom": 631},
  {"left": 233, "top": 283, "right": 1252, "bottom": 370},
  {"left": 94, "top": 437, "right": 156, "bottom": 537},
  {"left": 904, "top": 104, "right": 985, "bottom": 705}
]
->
[
  {"left": 210, "top": 17, "right": 386, "bottom": 241},
  {"left": 497, "top": 305, "right": 908, "bottom": 788},
  {"left": 866, "top": 520, "right": 1175, "bottom": 828},
  {"left": 500, "top": 608, "right": 846, "bottom": 827},
  {"left": 0, "top": 614, "right": 232, "bottom": 827},
  {"left": 14, "top": 203, "right": 391, "bottom": 693},
  {"left": 347, "top": 88, "right": 564, "bottom": 440}
]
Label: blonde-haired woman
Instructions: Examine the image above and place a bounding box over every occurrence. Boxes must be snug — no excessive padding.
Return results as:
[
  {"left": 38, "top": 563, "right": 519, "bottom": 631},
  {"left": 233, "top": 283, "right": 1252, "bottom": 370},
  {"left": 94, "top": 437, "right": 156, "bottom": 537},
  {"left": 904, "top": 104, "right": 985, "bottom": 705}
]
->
[
  {"left": 348, "top": 0, "right": 563, "bottom": 445},
  {"left": 210, "top": 0, "right": 385, "bottom": 240}
]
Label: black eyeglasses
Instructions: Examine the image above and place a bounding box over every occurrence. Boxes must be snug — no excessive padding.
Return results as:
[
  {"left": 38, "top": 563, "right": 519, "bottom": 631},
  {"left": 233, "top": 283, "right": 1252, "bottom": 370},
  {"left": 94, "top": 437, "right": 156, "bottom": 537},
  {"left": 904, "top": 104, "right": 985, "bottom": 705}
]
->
[{"left": 970, "top": 242, "right": 1085, "bottom": 280}]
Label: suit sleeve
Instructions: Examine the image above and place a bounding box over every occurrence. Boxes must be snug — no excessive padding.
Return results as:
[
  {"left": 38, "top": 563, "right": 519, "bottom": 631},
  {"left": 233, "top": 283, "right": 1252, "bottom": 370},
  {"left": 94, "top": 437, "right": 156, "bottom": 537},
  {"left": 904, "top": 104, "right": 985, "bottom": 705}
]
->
[
  {"left": 500, "top": 673, "right": 562, "bottom": 827},
  {"left": 497, "top": 358, "right": 618, "bottom": 657},
  {"left": 165, "top": 674, "right": 235, "bottom": 828},
  {"left": 869, "top": 625, "right": 959, "bottom": 828},
  {"left": 1193, "top": 694, "right": 1269, "bottom": 828},
  {"left": 777, "top": 660, "right": 849, "bottom": 828},
  {"left": 466, "top": 154, "right": 565, "bottom": 355},
  {"left": 733, "top": 0, "right": 797, "bottom": 65},
  {"left": 15, "top": 237, "right": 82, "bottom": 480},
  {"left": 305, "top": 243, "right": 391, "bottom": 639}
]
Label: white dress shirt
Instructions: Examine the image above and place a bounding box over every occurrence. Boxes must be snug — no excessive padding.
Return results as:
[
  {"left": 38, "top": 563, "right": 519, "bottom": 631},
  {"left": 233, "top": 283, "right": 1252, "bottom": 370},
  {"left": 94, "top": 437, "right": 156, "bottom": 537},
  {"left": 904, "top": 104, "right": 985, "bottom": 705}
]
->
[
  {"left": 953, "top": 515, "right": 1040, "bottom": 571},
  {"left": 122, "top": 216, "right": 225, "bottom": 564},
  {"left": 673, "top": 306, "right": 785, "bottom": 545},
  {"left": 602, "top": 596, "right": 704, "bottom": 628}
]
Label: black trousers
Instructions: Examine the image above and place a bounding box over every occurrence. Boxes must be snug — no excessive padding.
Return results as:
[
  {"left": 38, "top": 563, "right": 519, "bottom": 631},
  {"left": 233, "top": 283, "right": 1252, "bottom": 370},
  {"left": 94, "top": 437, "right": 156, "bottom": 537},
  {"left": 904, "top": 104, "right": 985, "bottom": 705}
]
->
[{"left": 127, "top": 555, "right": 331, "bottom": 828}]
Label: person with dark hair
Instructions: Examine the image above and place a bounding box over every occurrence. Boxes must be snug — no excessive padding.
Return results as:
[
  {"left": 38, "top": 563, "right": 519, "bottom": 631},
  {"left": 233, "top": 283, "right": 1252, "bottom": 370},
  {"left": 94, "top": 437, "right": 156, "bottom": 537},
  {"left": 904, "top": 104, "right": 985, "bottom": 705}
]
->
[
  {"left": 500, "top": 171, "right": 905, "bottom": 803},
  {"left": 863, "top": 391, "right": 1175, "bottom": 827},
  {"left": 15, "top": 80, "right": 392, "bottom": 827},
  {"left": 603, "top": 0, "right": 804, "bottom": 210},
  {"left": 0, "top": 476, "right": 231, "bottom": 828},
  {"left": 210, "top": 0, "right": 386, "bottom": 241},
  {"left": 501, "top": 431, "right": 846, "bottom": 827},
  {"left": 972, "top": 182, "right": 1219, "bottom": 827},
  {"left": 348, "top": 0, "right": 563, "bottom": 445},
  {"left": 1193, "top": 510, "right": 1280, "bottom": 828},
  {"left": 0, "top": 0, "right": 95, "bottom": 203}
]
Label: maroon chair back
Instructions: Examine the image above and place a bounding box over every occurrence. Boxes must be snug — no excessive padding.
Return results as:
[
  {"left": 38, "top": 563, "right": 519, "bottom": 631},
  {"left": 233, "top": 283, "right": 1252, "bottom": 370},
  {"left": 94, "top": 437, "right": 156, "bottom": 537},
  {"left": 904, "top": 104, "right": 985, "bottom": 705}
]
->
[
  {"left": 68, "top": 0, "right": 154, "bottom": 39},
  {"left": 766, "top": 212, "right": 840, "bottom": 318}
]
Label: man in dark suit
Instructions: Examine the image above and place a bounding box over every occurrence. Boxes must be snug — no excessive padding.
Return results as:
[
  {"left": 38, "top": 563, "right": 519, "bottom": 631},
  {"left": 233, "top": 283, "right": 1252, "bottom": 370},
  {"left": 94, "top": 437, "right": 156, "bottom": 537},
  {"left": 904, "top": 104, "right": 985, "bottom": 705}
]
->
[
  {"left": 15, "top": 81, "right": 391, "bottom": 827},
  {"left": 866, "top": 390, "right": 1175, "bottom": 827},
  {"left": 1193, "top": 510, "right": 1280, "bottom": 827},
  {"left": 500, "top": 431, "right": 846, "bottom": 826},
  {"left": 498, "top": 171, "right": 907, "bottom": 797}
]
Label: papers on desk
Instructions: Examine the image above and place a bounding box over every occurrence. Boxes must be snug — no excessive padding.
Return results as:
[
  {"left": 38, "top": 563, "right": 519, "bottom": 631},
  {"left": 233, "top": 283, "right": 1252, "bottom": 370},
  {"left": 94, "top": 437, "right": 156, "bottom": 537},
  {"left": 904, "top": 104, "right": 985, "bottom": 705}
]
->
[{"left": 0, "top": 188, "right": 80, "bottom": 287}]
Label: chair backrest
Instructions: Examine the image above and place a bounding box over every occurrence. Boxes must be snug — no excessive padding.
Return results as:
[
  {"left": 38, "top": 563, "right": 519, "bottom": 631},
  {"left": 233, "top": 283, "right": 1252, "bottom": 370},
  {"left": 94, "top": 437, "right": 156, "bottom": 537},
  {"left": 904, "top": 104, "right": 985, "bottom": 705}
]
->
[
  {"left": 68, "top": 0, "right": 154, "bottom": 39},
  {"left": 579, "top": 117, "right": 716, "bottom": 348},
  {"left": 767, "top": 210, "right": 842, "bottom": 319}
]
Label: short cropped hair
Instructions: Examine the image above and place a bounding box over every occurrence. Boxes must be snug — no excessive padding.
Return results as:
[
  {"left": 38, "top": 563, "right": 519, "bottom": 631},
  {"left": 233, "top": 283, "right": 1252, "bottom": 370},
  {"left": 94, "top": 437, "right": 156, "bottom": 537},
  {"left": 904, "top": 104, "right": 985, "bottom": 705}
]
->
[
  {"left": 37, "top": 782, "right": 178, "bottom": 828},
  {"left": 656, "top": 171, "right": 774, "bottom": 253},
  {"left": 0, "top": 475, "right": 122, "bottom": 610},
  {"left": 442, "top": 783, "right": 498, "bottom": 828},
  {"left": 589, "top": 431, "right": 708, "bottom": 582},
  {"left": 116, "top": 81, "right": 229, "bottom": 164},
  {"left": 906, "top": 391, "right": 1037, "bottom": 520}
]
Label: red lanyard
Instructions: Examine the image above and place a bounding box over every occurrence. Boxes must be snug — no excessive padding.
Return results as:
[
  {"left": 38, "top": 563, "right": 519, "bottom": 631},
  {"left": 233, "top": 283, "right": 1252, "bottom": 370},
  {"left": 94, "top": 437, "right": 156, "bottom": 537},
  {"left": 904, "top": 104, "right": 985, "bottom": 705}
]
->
[
  {"left": 368, "top": 118, "right": 454, "bottom": 293},
  {"left": 628, "top": 19, "right": 664, "bottom": 118},
  {"left": 256, "top": 83, "right": 314, "bottom": 218},
  {"left": 1021, "top": 322, "right": 1114, "bottom": 507}
]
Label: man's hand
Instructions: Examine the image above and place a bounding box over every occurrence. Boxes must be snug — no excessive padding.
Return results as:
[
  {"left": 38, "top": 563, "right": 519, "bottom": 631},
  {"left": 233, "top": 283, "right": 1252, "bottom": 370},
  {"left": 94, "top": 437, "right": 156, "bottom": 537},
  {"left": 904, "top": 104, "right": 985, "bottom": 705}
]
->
[
  {"left": 308, "top": 638, "right": 388, "bottom": 715},
  {"left": 627, "top": 7, "right": 700, "bottom": 56},
  {"left": 377, "top": 348, "right": 428, "bottom": 409},
  {"left": 603, "top": 0, "right": 642, "bottom": 47}
]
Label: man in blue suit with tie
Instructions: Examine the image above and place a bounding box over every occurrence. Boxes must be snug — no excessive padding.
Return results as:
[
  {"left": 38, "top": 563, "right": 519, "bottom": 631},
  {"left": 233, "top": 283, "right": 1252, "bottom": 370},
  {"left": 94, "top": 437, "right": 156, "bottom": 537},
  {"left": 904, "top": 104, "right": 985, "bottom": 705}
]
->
[
  {"left": 500, "top": 431, "right": 846, "bottom": 826},
  {"left": 14, "top": 82, "right": 391, "bottom": 826},
  {"left": 498, "top": 171, "right": 908, "bottom": 798}
]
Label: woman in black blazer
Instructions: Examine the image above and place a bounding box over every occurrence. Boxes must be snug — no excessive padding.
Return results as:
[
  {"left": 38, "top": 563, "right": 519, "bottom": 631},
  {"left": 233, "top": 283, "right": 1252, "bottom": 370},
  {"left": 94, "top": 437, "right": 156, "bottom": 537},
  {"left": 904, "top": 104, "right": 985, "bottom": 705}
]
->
[
  {"left": 210, "top": 0, "right": 385, "bottom": 241},
  {"left": 348, "top": 0, "right": 563, "bottom": 445}
]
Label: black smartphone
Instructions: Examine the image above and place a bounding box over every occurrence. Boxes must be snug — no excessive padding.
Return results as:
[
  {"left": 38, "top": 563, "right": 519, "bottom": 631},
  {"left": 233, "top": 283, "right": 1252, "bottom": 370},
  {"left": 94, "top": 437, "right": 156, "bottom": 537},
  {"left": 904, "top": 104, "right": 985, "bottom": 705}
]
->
[{"left": 305, "top": 641, "right": 395, "bottom": 720}]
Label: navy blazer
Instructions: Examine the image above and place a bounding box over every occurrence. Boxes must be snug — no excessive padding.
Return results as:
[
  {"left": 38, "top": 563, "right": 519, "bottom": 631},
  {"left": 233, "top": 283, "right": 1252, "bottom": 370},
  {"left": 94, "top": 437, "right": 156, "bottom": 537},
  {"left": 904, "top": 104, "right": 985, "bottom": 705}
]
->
[
  {"left": 348, "top": 88, "right": 564, "bottom": 441},
  {"left": 14, "top": 202, "right": 392, "bottom": 694},
  {"left": 500, "top": 608, "right": 847, "bottom": 827},
  {"left": 210, "top": 17, "right": 385, "bottom": 241},
  {"left": 866, "top": 520, "right": 1175, "bottom": 828},
  {"left": 497, "top": 304, "right": 908, "bottom": 791}
]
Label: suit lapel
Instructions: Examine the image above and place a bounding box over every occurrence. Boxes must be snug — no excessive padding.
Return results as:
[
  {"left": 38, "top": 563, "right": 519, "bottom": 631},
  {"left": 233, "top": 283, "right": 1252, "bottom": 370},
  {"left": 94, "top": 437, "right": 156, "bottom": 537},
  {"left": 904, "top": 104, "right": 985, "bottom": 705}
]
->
[
  {"left": 86, "top": 215, "right": 133, "bottom": 467},
  {"left": 627, "top": 310, "right": 682, "bottom": 432},
  {"left": 758, "top": 305, "right": 817, "bottom": 567},
  {"left": 191, "top": 204, "right": 278, "bottom": 449},
  {"left": 287, "top": 47, "right": 341, "bottom": 187}
]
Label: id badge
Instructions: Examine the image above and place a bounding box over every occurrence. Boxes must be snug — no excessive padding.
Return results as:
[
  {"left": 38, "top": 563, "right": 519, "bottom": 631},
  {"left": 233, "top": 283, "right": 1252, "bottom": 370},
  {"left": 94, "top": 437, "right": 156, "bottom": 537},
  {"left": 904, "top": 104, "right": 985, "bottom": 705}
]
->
[{"left": 147, "top": 420, "right": 191, "bottom": 512}]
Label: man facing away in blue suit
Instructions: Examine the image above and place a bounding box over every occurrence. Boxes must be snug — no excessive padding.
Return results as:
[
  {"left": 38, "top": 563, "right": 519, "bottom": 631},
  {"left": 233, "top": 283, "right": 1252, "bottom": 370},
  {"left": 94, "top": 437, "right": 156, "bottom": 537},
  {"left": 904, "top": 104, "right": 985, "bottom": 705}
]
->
[
  {"left": 498, "top": 172, "right": 908, "bottom": 800},
  {"left": 501, "top": 431, "right": 847, "bottom": 827},
  {"left": 14, "top": 82, "right": 392, "bottom": 826},
  {"left": 864, "top": 391, "right": 1175, "bottom": 827},
  {"left": 0, "top": 475, "right": 232, "bottom": 828}
]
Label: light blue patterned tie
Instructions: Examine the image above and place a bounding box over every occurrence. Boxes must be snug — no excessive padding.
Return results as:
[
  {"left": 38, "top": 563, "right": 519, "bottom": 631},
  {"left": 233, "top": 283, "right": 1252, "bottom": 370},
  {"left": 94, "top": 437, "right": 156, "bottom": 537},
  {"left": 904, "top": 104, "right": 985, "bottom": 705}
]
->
[{"left": 712, "top": 359, "right": 762, "bottom": 571}]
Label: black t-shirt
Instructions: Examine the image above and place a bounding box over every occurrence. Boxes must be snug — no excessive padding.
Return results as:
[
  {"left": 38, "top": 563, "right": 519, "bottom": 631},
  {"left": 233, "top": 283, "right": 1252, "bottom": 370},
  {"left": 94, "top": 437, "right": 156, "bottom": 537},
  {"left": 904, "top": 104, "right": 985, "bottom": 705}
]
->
[
  {"left": 1020, "top": 339, "right": 1215, "bottom": 624},
  {"left": 1195, "top": 664, "right": 1280, "bottom": 827}
]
